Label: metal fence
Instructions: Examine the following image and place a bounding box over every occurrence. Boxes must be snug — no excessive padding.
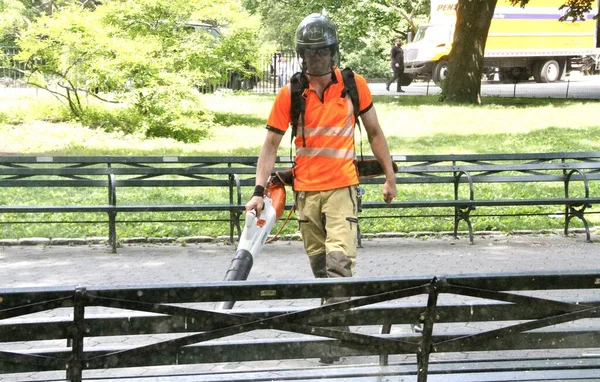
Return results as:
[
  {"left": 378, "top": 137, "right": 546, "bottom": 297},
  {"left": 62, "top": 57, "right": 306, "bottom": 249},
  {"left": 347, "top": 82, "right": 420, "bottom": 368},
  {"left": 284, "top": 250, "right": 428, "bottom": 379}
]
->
[
  {"left": 242, "top": 51, "right": 600, "bottom": 100},
  {"left": 2, "top": 46, "right": 599, "bottom": 99},
  {"left": 397, "top": 75, "right": 600, "bottom": 100},
  {"left": 0, "top": 46, "right": 26, "bottom": 87},
  {"left": 241, "top": 51, "right": 301, "bottom": 94}
]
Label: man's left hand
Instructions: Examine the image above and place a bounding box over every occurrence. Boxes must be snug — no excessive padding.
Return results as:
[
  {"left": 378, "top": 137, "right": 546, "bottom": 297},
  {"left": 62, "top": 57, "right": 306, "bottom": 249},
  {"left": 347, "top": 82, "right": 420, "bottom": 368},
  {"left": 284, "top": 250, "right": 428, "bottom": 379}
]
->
[{"left": 383, "top": 180, "right": 397, "bottom": 204}]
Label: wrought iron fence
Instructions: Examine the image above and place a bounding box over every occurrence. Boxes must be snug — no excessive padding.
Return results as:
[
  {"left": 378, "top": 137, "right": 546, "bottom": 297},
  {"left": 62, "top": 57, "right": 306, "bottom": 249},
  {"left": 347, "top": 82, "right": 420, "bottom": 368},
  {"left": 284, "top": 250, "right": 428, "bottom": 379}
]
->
[
  {"left": 244, "top": 51, "right": 301, "bottom": 94},
  {"left": 2, "top": 46, "right": 599, "bottom": 99},
  {"left": 0, "top": 46, "right": 26, "bottom": 86},
  {"left": 399, "top": 75, "right": 600, "bottom": 99}
]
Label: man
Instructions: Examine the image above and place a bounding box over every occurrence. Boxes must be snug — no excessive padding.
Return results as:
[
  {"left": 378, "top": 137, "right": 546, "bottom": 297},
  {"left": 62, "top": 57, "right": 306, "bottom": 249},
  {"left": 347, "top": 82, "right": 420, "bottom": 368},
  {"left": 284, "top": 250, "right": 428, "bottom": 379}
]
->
[
  {"left": 385, "top": 38, "right": 405, "bottom": 93},
  {"left": 246, "top": 14, "right": 397, "bottom": 360}
]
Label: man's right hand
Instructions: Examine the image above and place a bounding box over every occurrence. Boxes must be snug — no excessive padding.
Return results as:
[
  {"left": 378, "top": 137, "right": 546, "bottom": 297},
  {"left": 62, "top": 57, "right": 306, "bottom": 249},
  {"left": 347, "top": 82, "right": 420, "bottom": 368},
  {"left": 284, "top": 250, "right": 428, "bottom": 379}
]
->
[{"left": 245, "top": 195, "right": 265, "bottom": 217}]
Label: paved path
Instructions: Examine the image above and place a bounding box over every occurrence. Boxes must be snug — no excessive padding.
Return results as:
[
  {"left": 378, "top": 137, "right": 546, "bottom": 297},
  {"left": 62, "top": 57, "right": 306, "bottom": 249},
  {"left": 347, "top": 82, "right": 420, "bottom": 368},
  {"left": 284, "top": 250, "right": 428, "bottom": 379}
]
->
[
  {"left": 2, "top": 233, "right": 599, "bottom": 288},
  {"left": 1, "top": 232, "right": 599, "bottom": 381}
]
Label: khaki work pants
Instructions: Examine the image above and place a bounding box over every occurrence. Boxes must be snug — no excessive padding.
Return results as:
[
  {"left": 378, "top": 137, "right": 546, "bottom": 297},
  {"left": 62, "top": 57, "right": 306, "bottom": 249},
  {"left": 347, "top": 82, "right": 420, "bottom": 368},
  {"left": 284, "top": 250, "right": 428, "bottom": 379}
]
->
[{"left": 296, "top": 186, "right": 358, "bottom": 282}]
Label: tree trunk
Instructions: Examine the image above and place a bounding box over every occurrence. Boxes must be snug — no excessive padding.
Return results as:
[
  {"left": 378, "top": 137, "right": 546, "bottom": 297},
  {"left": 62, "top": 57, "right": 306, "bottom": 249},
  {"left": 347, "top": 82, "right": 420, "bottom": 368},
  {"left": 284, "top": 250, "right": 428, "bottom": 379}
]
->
[{"left": 441, "top": 0, "right": 497, "bottom": 104}]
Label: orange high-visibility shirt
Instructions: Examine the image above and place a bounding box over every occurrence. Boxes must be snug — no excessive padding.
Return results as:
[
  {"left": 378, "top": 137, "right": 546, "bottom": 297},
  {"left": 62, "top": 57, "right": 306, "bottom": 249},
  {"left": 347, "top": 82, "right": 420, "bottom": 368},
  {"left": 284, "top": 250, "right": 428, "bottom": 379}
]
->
[{"left": 266, "top": 67, "right": 374, "bottom": 192}]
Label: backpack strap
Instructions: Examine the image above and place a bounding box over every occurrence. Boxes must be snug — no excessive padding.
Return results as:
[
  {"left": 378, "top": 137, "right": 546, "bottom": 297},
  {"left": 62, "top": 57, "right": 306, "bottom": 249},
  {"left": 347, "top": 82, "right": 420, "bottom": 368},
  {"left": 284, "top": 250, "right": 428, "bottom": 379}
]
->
[
  {"left": 340, "top": 67, "right": 364, "bottom": 161},
  {"left": 289, "top": 71, "right": 308, "bottom": 148},
  {"left": 341, "top": 67, "right": 360, "bottom": 124}
]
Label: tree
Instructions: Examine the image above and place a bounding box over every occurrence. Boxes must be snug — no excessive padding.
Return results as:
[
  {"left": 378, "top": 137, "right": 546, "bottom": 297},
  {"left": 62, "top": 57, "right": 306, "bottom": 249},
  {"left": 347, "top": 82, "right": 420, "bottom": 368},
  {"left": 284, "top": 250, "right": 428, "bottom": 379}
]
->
[
  {"left": 242, "top": 0, "right": 429, "bottom": 77},
  {"left": 12, "top": 0, "right": 262, "bottom": 141},
  {"left": 0, "top": 0, "right": 30, "bottom": 45},
  {"left": 1, "top": 0, "right": 100, "bottom": 44},
  {"left": 441, "top": 0, "right": 597, "bottom": 104},
  {"left": 440, "top": 0, "right": 496, "bottom": 104}
]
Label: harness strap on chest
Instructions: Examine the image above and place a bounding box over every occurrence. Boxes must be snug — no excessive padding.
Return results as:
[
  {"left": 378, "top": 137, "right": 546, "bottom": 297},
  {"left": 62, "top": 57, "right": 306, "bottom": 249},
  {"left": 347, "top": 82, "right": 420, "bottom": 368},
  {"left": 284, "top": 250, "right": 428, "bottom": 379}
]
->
[{"left": 289, "top": 68, "right": 362, "bottom": 156}]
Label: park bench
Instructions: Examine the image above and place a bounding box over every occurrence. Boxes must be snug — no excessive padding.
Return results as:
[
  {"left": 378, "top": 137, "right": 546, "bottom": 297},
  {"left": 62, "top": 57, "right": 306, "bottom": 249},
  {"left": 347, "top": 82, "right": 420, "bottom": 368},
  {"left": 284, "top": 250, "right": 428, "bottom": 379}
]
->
[
  {"left": 1, "top": 269, "right": 600, "bottom": 381},
  {"left": 1, "top": 152, "right": 599, "bottom": 251},
  {"left": 0, "top": 156, "right": 294, "bottom": 253},
  {"left": 358, "top": 151, "right": 600, "bottom": 243}
]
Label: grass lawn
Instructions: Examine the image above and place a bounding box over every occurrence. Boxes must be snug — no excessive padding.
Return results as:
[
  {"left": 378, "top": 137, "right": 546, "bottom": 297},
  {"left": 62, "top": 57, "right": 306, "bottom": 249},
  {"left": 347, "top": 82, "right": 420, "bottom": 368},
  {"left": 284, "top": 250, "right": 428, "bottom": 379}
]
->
[{"left": 1, "top": 91, "right": 599, "bottom": 240}]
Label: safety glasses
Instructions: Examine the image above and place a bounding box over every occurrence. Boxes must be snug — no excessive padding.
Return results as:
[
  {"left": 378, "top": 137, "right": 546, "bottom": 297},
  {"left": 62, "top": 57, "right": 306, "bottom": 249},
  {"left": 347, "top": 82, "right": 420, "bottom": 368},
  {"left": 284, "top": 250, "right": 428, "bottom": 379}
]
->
[{"left": 304, "top": 47, "right": 331, "bottom": 57}]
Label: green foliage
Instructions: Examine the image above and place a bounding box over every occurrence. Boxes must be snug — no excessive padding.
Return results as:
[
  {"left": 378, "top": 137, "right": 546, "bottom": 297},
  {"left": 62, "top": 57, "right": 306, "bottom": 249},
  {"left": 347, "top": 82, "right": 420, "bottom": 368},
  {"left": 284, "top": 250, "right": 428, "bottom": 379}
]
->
[
  {"left": 217, "top": 27, "right": 263, "bottom": 81},
  {"left": 342, "top": 37, "right": 390, "bottom": 78},
  {"left": 241, "top": 0, "right": 428, "bottom": 77},
  {"left": 0, "top": 0, "right": 29, "bottom": 44},
  {"left": 0, "top": 94, "right": 71, "bottom": 124},
  {"left": 131, "top": 85, "right": 214, "bottom": 142},
  {"left": 243, "top": 0, "right": 427, "bottom": 51},
  {"left": 12, "top": 0, "right": 261, "bottom": 142},
  {"left": 77, "top": 104, "right": 143, "bottom": 134}
]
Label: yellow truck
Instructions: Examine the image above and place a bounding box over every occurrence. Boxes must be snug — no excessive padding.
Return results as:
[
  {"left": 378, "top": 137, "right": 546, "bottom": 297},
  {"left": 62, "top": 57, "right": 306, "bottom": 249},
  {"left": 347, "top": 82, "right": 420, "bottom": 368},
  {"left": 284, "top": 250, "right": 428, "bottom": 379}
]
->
[{"left": 403, "top": 0, "right": 600, "bottom": 84}]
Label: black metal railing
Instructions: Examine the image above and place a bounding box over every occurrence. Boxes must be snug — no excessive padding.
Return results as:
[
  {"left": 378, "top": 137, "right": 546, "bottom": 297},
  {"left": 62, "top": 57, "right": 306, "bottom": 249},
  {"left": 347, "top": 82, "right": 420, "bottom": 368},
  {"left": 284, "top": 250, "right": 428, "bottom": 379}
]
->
[
  {"left": 3, "top": 46, "right": 599, "bottom": 98},
  {"left": 1, "top": 270, "right": 600, "bottom": 381}
]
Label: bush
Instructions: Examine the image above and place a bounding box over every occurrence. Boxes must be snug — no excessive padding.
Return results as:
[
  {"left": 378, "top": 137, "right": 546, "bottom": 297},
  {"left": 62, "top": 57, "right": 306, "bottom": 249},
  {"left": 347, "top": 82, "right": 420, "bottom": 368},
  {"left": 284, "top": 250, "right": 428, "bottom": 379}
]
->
[
  {"left": 13, "top": 0, "right": 260, "bottom": 142},
  {"left": 79, "top": 104, "right": 143, "bottom": 135},
  {"left": 132, "top": 86, "right": 215, "bottom": 142},
  {"left": 342, "top": 39, "right": 390, "bottom": 79},
  {"left": 73, "top": 86, "right": 215, "bottom": 142},
  {"left": 0, "top": 95, "right": 71, "bottom": 125}
]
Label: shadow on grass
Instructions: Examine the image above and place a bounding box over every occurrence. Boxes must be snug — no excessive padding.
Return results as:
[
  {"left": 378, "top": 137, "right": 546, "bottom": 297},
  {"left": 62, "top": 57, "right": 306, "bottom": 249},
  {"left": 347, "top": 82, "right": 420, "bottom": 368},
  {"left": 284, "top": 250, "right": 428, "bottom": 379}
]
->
[
  {"left": 213, "top": 112, "right": 265, "bottom": 127},
  {"left": 386, "top": 126, "right": 600, "bottom": 154},
  {"left": 34, "top": 125, "right": 600, "bottom": 157}
]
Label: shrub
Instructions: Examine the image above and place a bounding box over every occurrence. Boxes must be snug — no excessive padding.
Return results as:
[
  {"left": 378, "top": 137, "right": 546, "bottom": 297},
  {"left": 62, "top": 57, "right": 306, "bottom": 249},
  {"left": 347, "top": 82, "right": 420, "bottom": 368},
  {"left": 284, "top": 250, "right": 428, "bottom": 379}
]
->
[{"left": 342, "top": 39, "right": 390, "bottom": 79}]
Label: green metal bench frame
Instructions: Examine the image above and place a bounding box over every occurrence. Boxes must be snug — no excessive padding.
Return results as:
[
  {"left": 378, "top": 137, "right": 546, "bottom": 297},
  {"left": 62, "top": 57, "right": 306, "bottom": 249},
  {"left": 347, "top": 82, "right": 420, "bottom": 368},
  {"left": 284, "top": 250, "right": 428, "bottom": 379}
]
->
[
  {"left": 359, "top": 151, "right": 600, "bottom": 243},
  {"left": 1, "top": 269, "right": 599, "bottom": 381},
  {"left": 0, "top": 156, "right": 295, "bottom": 252},
  {"left": 1, "top": 152, "right": 600, "bottom": 251}
]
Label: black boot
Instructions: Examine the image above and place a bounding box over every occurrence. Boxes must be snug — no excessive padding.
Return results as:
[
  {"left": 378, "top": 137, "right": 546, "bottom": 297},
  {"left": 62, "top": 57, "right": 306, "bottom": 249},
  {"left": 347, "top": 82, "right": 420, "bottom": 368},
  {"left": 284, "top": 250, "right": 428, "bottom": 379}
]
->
[
  {"left": 308, "top": 253, "right": 327, "bottom": 279},
  {"left": 309, "top": 252, "right": 350, "bottom": 365},
  {"left": 385, "top": 82, "right": 390, "bottom": 91}
]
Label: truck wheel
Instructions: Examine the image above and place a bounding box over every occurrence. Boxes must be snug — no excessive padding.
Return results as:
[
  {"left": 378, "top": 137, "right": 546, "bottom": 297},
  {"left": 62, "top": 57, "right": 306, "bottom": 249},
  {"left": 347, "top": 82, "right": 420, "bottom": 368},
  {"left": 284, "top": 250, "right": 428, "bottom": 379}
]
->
[
  {"left": 540, "top": 60, "right": 560, "bottom": 83},
  {"left": 432, "top": 60, "right": 449, "bottom": 85},
  {"left": 401, "top": 75, "right": 413, "bottom": 86}
]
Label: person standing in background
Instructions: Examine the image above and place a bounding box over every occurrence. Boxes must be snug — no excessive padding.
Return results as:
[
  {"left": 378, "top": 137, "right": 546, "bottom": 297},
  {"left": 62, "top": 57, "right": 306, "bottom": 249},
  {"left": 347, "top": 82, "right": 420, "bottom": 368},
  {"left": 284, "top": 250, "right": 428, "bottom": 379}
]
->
[{"left": 385, "top": 38, "right": 405, "bottom": 93}]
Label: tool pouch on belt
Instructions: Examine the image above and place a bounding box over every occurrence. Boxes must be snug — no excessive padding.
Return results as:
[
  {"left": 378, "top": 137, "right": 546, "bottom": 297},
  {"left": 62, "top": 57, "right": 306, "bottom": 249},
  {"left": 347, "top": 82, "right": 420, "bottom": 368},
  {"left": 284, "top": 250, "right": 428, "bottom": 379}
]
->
[
  {"left": 356, "top": 158, "right": 398, "bottom": 178},
  {"left": 274, "top": 169, "right": 294, "bottom": 186}
]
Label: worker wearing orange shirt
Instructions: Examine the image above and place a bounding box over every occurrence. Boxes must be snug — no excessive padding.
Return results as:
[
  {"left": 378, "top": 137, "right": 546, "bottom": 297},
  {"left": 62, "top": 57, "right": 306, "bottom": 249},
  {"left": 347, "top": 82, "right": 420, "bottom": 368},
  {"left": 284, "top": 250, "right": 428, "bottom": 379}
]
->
[{"left": 246, "top": 12, "right": 396, "bottom": 321}]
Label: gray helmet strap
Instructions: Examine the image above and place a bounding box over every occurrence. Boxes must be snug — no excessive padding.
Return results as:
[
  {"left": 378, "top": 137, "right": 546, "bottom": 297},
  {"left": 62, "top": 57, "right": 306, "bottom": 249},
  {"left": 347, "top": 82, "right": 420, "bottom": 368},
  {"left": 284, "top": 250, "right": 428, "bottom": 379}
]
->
[{"left": 304, "top": 70, "right": 333, "bottom": 77}]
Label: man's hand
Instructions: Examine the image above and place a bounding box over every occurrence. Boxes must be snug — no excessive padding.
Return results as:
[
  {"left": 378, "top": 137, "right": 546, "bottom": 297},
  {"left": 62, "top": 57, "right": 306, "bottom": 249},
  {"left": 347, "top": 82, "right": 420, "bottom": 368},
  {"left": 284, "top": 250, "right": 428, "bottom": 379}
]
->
[
  {"left": 245, "top": 195, "right": 265, "bottom": 217},
  {"left": 395, "top": 63, "right": 400, "bottom": 68},
  {"left": 383, "top": 179, "right": 397, "bottom": 204}
]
